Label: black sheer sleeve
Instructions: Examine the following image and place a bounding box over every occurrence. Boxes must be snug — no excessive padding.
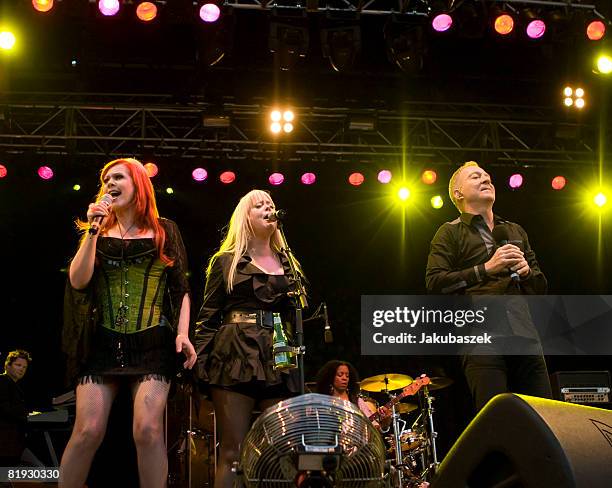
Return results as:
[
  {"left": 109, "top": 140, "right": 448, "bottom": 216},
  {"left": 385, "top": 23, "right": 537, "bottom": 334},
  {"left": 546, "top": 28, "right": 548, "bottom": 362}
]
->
[{"left": 161, "top": 218, "right": 190, "bottom": 326}]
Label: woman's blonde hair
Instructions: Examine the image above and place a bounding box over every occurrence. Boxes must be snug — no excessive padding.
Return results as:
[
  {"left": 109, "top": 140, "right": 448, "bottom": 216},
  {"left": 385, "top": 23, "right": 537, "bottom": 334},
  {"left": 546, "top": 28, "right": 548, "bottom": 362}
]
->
[{"left": 209, "top": 189, "right": 295, "bottom": 292}]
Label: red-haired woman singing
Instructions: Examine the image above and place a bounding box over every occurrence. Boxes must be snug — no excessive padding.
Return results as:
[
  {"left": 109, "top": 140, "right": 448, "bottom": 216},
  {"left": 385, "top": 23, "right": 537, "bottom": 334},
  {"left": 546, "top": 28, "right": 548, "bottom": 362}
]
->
[{"left": 60, "top": 158, "right": 196, "bottom": 488}]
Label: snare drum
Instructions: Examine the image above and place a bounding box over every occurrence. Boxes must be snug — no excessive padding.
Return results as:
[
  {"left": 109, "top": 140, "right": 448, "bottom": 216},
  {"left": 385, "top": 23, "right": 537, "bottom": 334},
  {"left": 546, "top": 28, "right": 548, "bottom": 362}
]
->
[{"left": 387, "top": 429, "right": 426, "bottom": 455}]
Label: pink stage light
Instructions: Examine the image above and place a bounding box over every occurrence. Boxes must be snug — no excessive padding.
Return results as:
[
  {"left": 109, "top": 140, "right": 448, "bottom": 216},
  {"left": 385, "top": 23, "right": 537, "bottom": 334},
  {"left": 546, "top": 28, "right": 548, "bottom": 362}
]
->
[
  {"left": 268, "top": 173, "right": 285, "bottom": 186},
  {"left": 551, "top": 176, "right": 566, "bottom": 190},
  {"left": 0, "top": 164, "right": 7, "bottom": 178},
  {"left": 192, "top": 168, "right": 208, "bottom": 182},
  {"left": 432, "top": 14, "right": 453, "bottom": 33},
  {"left": 348, "top": 172, "right": 365, "bottom": 186},
  {"left": 38, "top": 166, "right": 54, "bottom": 180},
  {"left": 509, "top": 173, "right": 523, "bottom": 189},
  {"left": 301, "top": 172, "right": 316, "bottom": 185},
  {"left": 98, "top": 0, "right": 120, "bottom": 16},
  {"left": 220, "top": 171, "right": 235, "bottom": 184},
  {"left": 526, "top": 20, "right": 546, "bottom": 39},
  {"left": 200, "top": 4, "right": 220, "bottom": 23},
  {"left": 377, "top": 170, "right": 392, "bottom": 184}
]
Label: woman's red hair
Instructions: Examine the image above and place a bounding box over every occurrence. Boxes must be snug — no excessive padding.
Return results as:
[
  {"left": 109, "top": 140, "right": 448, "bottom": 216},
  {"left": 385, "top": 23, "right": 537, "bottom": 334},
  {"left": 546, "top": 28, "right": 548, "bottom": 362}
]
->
[{"left": 78, "top": 158, "right": 173, "bottom": 265}]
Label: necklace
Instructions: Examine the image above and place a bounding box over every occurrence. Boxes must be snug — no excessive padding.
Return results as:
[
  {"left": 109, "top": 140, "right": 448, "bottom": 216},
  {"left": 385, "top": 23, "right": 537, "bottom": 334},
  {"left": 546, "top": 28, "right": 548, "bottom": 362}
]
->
[{"left": 117, "top": 220, "right": 136, "bottom": 240}]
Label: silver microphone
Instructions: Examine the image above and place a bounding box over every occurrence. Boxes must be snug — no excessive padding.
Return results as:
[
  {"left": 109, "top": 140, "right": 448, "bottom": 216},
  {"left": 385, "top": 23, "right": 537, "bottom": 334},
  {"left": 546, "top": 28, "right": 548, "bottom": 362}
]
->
[
  {"left": 88, "top": 193, "right": 113, "bottom": 235},
  {"left": 323, "top": 303, "right": 333, "bottom": 343},
  {"left": 266, "top": 209, "right": 287, "bottom": 222}
]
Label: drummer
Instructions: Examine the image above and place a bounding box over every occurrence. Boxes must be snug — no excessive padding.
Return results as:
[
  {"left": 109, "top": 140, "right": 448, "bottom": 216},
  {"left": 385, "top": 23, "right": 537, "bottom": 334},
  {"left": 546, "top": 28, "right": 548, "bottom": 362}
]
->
[{"left": 315, "top": 360, "right": 391, "bottom": 430}]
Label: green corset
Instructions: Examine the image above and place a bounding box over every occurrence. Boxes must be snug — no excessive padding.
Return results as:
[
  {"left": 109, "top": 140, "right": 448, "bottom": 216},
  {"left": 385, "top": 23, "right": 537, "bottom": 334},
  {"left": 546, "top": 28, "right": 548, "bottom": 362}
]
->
[{"left": 95, "top": 246, "right": 169, "bottom": 334}]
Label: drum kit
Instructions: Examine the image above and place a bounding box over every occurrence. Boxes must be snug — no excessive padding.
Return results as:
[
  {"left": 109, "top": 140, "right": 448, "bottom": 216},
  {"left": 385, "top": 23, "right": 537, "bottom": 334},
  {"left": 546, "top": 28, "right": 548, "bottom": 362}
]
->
[{"left": 358, "top": 372, "right": 453, "bottom": 488}]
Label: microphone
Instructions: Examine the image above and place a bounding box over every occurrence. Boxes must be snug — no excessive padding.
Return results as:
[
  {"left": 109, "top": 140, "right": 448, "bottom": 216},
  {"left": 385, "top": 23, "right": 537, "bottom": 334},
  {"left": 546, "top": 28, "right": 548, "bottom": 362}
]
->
[
  {"left": 266, "top": 209, "right": 287, "bottom": 222},
  {"left": 88, "top": 193, "right": 113, "bottom": 235},
  {"left": 491, "top": 225, "right": 520, "bottom": 282},
  {"left": 323, "top": 302, "right": 333, "bottom": 343}
]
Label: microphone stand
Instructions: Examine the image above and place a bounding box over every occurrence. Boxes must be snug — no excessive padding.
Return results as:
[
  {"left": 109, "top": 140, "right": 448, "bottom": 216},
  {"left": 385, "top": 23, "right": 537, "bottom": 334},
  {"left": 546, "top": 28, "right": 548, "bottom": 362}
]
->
[{"left": 276, "top": 219, "right": 308, "bottom": 395}]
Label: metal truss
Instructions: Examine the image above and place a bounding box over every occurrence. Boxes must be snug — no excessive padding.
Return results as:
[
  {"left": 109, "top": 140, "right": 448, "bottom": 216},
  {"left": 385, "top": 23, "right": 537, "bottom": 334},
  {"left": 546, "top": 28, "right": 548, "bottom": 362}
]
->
[{"left": 0, "top": 92, "right": 606, "bottom": 168}]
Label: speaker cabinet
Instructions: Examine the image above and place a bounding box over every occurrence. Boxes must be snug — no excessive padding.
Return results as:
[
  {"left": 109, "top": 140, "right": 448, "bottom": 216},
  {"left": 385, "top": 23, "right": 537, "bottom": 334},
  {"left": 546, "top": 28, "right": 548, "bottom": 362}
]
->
[{"left": 431, "top": 393, "right": 612, "bottom": 488}]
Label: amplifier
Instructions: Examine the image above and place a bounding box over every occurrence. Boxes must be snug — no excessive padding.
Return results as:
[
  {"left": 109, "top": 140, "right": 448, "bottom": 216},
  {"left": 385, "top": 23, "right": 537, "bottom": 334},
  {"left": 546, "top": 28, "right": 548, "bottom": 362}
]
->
[{"left": 551, "top": 371, "right": 611, "bottom": 404}]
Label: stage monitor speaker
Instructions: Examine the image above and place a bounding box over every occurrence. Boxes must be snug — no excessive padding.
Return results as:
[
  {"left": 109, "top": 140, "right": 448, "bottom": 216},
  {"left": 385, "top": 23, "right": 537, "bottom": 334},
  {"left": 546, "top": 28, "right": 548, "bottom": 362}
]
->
[{"left": 431, "top": 393, "right": 612, "bottom": 488}]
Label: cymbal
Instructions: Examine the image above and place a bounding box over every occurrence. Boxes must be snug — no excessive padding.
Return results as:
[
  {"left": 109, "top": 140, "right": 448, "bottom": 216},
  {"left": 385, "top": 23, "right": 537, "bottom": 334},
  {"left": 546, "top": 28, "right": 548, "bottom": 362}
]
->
[
  {"left": 395, "top": 403, "right": 418, "bottom": 414},
  {"left": 427, "top": 376, "right": 453, "bottom": 391},
  {"left": 360, "top": 373, "right": 413, "bottom": 392}
]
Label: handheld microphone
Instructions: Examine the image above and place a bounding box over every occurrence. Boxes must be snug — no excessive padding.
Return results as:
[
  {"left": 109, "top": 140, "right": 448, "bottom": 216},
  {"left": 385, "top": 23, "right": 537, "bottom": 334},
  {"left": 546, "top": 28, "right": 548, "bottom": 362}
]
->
[
  {"left": 266, "top": 209, "right": 287, "bottom": 222},
  {"left": 491, "top": 225, "right": 520, "bottom": 282},
  {"left": 323, "top": 302, "right": 333, "bottom": 343},
  {"left": 88, "top": 193, "right": 114, "bottom": 235}
]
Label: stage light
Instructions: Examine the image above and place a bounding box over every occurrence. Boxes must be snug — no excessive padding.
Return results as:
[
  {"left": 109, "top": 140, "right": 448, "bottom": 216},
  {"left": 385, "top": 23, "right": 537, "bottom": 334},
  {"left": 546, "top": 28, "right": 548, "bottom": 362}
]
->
[
  {"left": 551, "top": 176, "right": 566, "bottom": 190},
  {"left": 421, "top": 169, "right": 437, "bottom": 185},
  {"left": 269, "top": 22, "right": 309, "bottom": 71},
  {"left": 301, "top": 172, "right": 316, "bottom": 185},
  {"left": 32, "top": 0, "right": 54, "bottom": 13},
  {"left": 432, "top": 14, "right": 453, "bottom": 33},
  {"left": 0, "top": 165, "right": 7, "bottom": 178},
  {"left": 594, "top": 192, "right": 607, "bottom": 207},
  {"left": 192, "top": 167, "right": 208, "bottom": 182},
  {"left": 220, "top": 171, "right": 235, "bottom": 184},
  {"left": 38, "top": 166, "right": 54, "bottom": 180},
  {"left": 166, "top": 187, "right": 174, "bottom": 195},
  {"left": 596, "top": 55, "right": 612, "bottom": 74},
  {"left": 575, "top": 88, "right": 584, "bottom": 98},
  {"left": 144, "top": 162, "right": 158, "bottom": 177},
  {"left": 509, "top": 173, "right": 523, "bottom": 189},
  {"left": 563, "top": 86, "right": 573, "bottom": 97},
  {"left": 385, "top": 22, "right": 424, "bottom": 73},
  {"left": 0, "top": 32, "right": 16, "bottom": 51},
  {"left": 563, "top": 97, "right": 573, "bottom": 107},
  {"left": 73, "top": 184, "right": 81, "bottom": 191},
  {"left": 431, "top": 195, "right": 444, "bottom": 209},
  {"left": 587, "top": 20, "right": 606, "bottom": 41},
  {"left": 526, "top": 20, "right": 546, "bottom": 39},
  {"left": 269, "top": 173, "right": 284, "bottom": 186},
  {"left": 282, "top": 123, "right": 293, "bottom": 133},
  {"left": 348, "top": 172, "right": 364, "bottom": 186},
  {"left": 136, "top": 2, "right": 157, "bottom": 22},
  {"left": 98, "top": 0, "right": 120, "bottom": 17},
  {"left": 270, "top": 122, "right": 281, "bottom": 133},
  {"left": 271, "top": 110, "right": 281, "bottom": 122},
  {"left": 321, "top": 25, "right": 361, "bottom": 72},
  {"left": 494, "top": 14, "right": 514, "bottom": 36},
  {"left": 575, "top": 98, "right": 585, "bottom": 109},
  {"left": 270, "top": 109, "right": 295, "bottom": 134},
  {"left": 200, "top": 3, "right": 220, "bottom": 23},
  {"left": 398, "top": 187, "right": 411, "bottom": 201},
  {"left": 377, "top": 170, "right": 392, "bottom": 184},
  {"left": 283, "top": 110, "right": 294, "bottom": 122},
  {"left": 562, "top": 86, "right": 585, "bottom": 108}
]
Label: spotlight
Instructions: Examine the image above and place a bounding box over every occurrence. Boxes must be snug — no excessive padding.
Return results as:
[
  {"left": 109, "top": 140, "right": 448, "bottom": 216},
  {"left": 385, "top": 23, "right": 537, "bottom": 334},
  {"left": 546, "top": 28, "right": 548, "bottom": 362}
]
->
[
  {"left": 594, "top": 192, "right": 607, "bottom": 207},
  {"left": 551, "top": 176, "right": 566, "bottom": 190},
  {"left": 200, "top": 3, "right": 220, "bottom": 23},
  {"left": 421, "top": 169, "right": 437, "bottom": 185},
  {"left": 398, "top": 187, "right": 411, "bottom": 201},
  {"left": 596, "top": 55, "right": 612, "bottom": 74},
  {"left": 494, "top": 13, "right": 515, "bottom": 36},
  {"left": 98, "top": 0, "right": 120, "bottom": 17},
  {"left": 575, "top": 98, "right": 585, "bottom": 109},
  {"left": 38, "top": 166, "right": 54, "bottom": 180},
  {"left": 562, "top": 86, "right": 585, "bottom": 109},
  {"left": 563, "top": 97, "right": 573, "bottom": 107},
  {"left": 32, "top": 0, "right": 54, "bottom": 13},
  {"left": 220, "top": 171, "right": 236, "bottom": 184},
  {"left": 271, "top": 122, "right": 282, "bottom": 133},
  {"left": 0, "top": 32, "right": 16, "bottom": 51},
  {"left": 270, "top": 108, "right": 295, "bottom": 134},
  {"left": 0, "top": 164, "right": 7, "bottom": 178},
  {"left": 431, "top": 14, "right": 453, "bottom": 33},
  {"left": 269, "top": 22, "right": 309, "bottom": 71},
  {"left": 377, "top": 170, "right": 392, "bottom": 184},
  {"left": 271, "top": 110, "right": 282, "bottom": 122},
  {"left": 283, "top": 123, "right": 293, "bottom": 133},
  {"left": 166, "top": 187, "right": 174, "bottom": 194},
  {"left": 192, "top": 167, "right": 208, "bottom": 182},
  {"left": 283, "top": 110, "right": 294, "bottom": 122},
  {"left": 586, "top": 20, "right": 606, "bottom": 41},
  {"left": 136, "top": 2, "right": 158, "bottom": 22},
  {"left": 431, "top": 195, "right": 444, "bottom": 209},
  {"left": 301, "top": 172, "right": 316, "bottom": 185},
  {"left": 321, "top": 25, "right": 361, "bottom": 72},
  {"left": 269, "top": 173, "right": 284, "bottom": 186},
  {"left": 73, "top": 184, "right": 81, "bottom": 191},
  {"left": 144, "top": 162, "right": 158, "bottom": 177},
  {"left": 385, "top": 21, "right": 425, "bottom": 73},
  {"left": 522, "top": 9, "right": 546, "bottom": 39},
  {"left": 348, "top": 172, "right": 364, "bottom": 186},
  {"left": 508, "top": 173, "right": 523, "bottom": 189}
]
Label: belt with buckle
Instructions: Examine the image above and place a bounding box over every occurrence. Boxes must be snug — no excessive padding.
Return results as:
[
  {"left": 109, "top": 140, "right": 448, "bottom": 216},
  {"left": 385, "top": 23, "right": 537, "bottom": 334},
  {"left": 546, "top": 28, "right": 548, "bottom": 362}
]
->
[{"left": 223, "top": 309, "right": 275, "bottom": 327}]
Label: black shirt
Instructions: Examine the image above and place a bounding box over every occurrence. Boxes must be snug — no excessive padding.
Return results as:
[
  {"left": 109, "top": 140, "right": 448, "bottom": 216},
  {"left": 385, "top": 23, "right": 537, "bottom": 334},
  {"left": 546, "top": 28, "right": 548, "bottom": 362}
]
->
[
  {"left": 426, "top": 213, "right": 547, "bottom": 296},
  {"left": 0, "top": 373, "right": 27, "bottom": 458}
]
